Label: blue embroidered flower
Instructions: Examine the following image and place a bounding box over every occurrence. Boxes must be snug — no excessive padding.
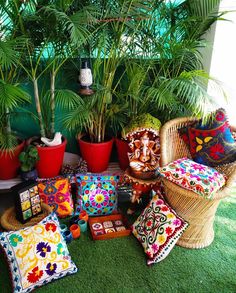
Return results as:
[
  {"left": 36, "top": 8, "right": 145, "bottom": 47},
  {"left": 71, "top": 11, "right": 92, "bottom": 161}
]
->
[
  {"left": 36, "top": 242, "right": 51, "bottom": 257},
  {"left": 9, "top": 234, "right": 23, "bottom": 247},
  {"left": 45, "top": 262, "right": 57, "bottom": 276}
]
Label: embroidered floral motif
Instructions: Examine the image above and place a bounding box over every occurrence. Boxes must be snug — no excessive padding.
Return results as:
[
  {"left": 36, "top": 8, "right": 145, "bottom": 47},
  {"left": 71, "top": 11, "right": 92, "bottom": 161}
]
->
[
  {"left": 9, "top": 234, "right": 23, "bottom": 247},
  {"left": 159, "top": 158, "right": 226, "bottom": 198},
  {"left": 36, "top": 242, "right": 51, "bottom": 258},
  {"left": 57, "top": 243, "right": 66, "bottom": 255},
  {"left": 45, "top": 263, "right": 57, "bottom": 276},
  {"left": 27, "top": 266, "right": 44, "bottom": 283},
  {"left": 45, "top": 223, "right": 57, "bottom": 232},
  {"left": 76, "top": 175, "right": 119, "bottom": 216},
  {"left": 38, "top": 178, "right": 74, "bottom": 218},
  {"left": 179, "top": 108, "right": 236, "bottom": 167},
  {"left": 132, "top": 193, "right": 188, "bottom": 265}
]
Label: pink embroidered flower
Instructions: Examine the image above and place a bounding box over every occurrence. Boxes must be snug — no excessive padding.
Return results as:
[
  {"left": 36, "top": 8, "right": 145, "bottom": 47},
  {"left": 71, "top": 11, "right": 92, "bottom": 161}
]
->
[
  {"left": 151, "top": 243, "right": 159, "bottom": 253},
  {"left": 173, "top": 219, "right": 181, "bottom": 226},
  {"left": 192, "top": 163, "right": 206, "bottom": 171}
]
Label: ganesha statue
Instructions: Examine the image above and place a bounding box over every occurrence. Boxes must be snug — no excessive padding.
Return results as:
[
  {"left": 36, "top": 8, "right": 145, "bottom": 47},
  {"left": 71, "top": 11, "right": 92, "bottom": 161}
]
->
[
  {"left": 122, "top": 113, "right": 161, "bottom": 180},
  {"left": 122, "top": 114, "right": 162, "bottom": 214}
]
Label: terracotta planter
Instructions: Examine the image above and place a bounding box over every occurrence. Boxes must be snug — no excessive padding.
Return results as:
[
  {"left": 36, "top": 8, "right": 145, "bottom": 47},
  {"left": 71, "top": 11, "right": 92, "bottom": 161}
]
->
[
  {"left": 78, "top": 137, "right": 114, "bottom": 173},
  {"left": 0, "top": 140, "right": 25, "bottom": 180},
  {"left": 115, "top": 138, "right": 131, "bottom": 171},
  {"left": 36, "top": 138, "right": 67, "bottom": 178}
]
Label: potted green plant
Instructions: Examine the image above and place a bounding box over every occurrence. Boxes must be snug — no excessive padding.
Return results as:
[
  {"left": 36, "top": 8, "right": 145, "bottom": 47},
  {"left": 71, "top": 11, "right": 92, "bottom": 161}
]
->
[
  {"left": 0, "top": 4, "right": 31, "bottom": 179},
  {"left": 10, "top": 0, "right": 95, "bottom": 177},
  {"left": 18, "top": 145, "right": 40, "bottom": 181},
  {"left": 112, "top": 0, "right": 227, "bottom": 170},
  {"left": 63, "top": 0, "right": 153, "bottom": 172}
]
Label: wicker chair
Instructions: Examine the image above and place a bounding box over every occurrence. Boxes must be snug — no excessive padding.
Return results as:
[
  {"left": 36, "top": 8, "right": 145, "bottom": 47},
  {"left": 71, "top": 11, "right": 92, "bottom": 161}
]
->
[{"left": 160, "top": 117, "right": 236, "bottom": 249}]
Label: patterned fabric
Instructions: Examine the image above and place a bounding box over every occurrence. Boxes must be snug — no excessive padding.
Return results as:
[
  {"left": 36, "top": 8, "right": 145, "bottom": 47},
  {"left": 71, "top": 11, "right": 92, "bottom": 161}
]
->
[
  {"left": 76, "top": 174, "right": 119, "bottom": 216},
  {"left": 38, "top": 177, "right": 74, "bottom": 218},
  {"left": 159, "top": 158, "right": 226, "bottom": 198},
  {"left": 0, "top": 213, "right": 78, "bottom": 293},
  {"left": 179, "top": 108, "right": 236, "bottom": 166},
  {"left": 132, "top": 193, "right": 188, "bottom": 265}
]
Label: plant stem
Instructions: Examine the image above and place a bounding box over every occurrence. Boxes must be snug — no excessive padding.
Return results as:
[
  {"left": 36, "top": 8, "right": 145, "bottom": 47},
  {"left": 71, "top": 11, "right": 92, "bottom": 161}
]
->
[
  {"left": 50, "top": 70, "right": 56, "bottom": 136},
  {"left": 33, "top": 78, "right": 45, "bottom": 138}
]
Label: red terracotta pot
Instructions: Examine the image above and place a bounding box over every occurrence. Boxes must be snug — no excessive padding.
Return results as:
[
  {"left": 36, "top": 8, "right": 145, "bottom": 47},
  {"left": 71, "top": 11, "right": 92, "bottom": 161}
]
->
[
  {"left": 78, "top": 137, "right": 114, "bottom": 173},
  {"left": 115, "top": 138, "right": 131, "bottom": 171},
  {"left": 36, "top": 138, "right": 67, "bottom": 178},
  {"left": 0, "top": 140, "right": 25, "bottom": 180}
]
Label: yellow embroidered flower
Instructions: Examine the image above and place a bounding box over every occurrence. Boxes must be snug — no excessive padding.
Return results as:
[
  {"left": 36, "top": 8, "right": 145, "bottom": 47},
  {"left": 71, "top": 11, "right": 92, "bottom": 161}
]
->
[
  {"left": 158, "top": 235, "right": 166, "bottom": 245},
  {"left": 195, "top": 136, "right": 213, "bottom": 152},
  {"left": 167, "top": 213, "right": 174, "bottom": 219}
]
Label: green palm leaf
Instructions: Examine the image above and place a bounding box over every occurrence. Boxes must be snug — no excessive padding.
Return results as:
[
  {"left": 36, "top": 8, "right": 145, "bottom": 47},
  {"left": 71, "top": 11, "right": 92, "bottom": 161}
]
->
[{"left": 0, "top": 80, "right": 31, "bottom": 113}]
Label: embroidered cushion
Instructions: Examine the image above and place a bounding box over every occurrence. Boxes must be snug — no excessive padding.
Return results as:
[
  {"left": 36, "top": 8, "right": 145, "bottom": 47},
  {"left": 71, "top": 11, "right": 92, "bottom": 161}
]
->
[
  {"left": 132, "top": 193, "right": 188, "bottom": 265},
  {"left": 159, "top": 158, "right": 226, "bottom": 198},
  {"left": 76, "top": 174, "right": 119, "bottom": 216},
  {"left": 38, "top": 177, "right": 74, "bottom": 218},
  {"left": 0, "top": 213, "right": 78, "bottom": 293},
  {"left": 179, "top": 108, "right": 236, "bottom": 167}
]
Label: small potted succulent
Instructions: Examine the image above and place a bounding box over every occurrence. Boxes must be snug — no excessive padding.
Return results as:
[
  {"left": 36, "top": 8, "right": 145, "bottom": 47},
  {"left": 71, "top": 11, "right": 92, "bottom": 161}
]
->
[{"left": 18, "top": 145, "right": 40, "bottom": 181}]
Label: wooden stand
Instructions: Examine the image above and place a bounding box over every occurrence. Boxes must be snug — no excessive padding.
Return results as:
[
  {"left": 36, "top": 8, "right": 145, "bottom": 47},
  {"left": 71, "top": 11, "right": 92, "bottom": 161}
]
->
[{"left": 123, "top": 168, "right": 161, "bottom": 214}]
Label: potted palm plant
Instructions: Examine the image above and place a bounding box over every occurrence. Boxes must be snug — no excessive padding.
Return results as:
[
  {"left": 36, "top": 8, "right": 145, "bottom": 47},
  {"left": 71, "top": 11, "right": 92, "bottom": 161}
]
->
[
  {"left": 0, "top": 5, "right": 31, "bottom": 180},
  {"left": 63, "top": 0, "right": 153, "bottom": 172},
  {"left": 10, "top": 0, "right": 96, "bottom": 177}
]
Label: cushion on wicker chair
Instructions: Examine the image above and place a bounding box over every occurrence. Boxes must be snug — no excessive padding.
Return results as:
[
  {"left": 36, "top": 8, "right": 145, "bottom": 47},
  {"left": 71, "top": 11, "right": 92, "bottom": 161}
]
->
[
  {"left": 132, "top": 192, "right": 188, "bottom": 265},
  {"left": 0, "top": 212, "right": 78, "bottom": 293},
  {"left": 159, "top": 158, "right": 226, "bottom": 198},
  {"left": 179, "top": 108, "right": 236, "bottom": 167}
]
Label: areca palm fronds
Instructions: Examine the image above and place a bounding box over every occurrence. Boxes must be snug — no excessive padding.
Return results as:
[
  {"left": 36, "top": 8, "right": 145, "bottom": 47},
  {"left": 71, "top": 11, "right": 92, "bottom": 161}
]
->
[{"left": 0, "top": 23, "right": 31, "bottom": 150}]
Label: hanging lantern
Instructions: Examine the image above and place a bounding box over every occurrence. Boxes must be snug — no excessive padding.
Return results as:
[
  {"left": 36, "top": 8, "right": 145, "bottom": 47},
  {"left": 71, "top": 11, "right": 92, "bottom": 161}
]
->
[{"left": 78, "top": 60, "right": 94, "bottom": 96}]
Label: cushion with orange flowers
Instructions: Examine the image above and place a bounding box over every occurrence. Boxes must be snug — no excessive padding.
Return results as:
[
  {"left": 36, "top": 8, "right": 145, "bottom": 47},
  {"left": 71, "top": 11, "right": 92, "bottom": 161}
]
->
[
  {"left": 132, "top": 192, "right": 188, "bottom": 265},
  {"left": 38, "top": 177, "right": 74, "bottom": 218},
  {"left": 159, "top": 158, "right": 226, "bottom": 198},
  {"left": 0, "top": 212, "right": 77, "bottom": 293}
]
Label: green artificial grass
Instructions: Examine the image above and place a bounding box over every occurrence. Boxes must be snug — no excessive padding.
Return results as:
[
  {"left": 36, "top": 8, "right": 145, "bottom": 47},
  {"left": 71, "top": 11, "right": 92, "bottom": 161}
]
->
[{"left": 1, "top": 189, "right": 236, "bottom": 293}]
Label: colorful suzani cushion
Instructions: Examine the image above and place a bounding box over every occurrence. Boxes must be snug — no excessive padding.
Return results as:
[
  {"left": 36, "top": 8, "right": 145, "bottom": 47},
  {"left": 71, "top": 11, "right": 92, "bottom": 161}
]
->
[
  {"left": 38, "top": 177, "right": 74, "bottom": 218},
  {"left": 179, "top": 108, "right": 236, "bottom": 167},
  {"left": 0, "top": 213, "right": 78, "bottom": 293},
  {"left": 132, "top": 193, "right": 188, "bottom": 265},
  {"left": 76, "top": 174, "right": 119, "bottom": 216},
  {"left": 159, "top": 158, "right": 226, "bottom": 198}
]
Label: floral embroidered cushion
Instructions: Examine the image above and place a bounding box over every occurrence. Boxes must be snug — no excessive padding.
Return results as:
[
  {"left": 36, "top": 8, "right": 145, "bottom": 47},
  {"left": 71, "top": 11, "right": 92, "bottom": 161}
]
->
[
  {"left": 179, "top": 108, "right": 236, "bottom": 167},
  {"left": 38, "top": 177, "right": 74, "bottom": 218},
  {"left": 0, "top": 213, "right": 78, "bottom": 293},
  {"left": 76, "top": 174, "right": 119, "bottom": 216},
  {"left": 159, "top": 158, "right": 226, "bottom": 198},
  {"left": 132, "top": 193, "right": 188, "bottom": 265}
]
